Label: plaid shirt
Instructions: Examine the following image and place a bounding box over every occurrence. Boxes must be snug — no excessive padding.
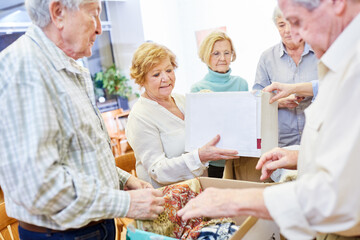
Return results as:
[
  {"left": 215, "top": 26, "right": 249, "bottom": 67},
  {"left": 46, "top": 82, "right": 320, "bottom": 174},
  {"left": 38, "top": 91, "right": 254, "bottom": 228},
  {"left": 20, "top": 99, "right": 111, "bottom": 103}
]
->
[{"left": 0, "top": 24, "right": 131, "bottom": 230}]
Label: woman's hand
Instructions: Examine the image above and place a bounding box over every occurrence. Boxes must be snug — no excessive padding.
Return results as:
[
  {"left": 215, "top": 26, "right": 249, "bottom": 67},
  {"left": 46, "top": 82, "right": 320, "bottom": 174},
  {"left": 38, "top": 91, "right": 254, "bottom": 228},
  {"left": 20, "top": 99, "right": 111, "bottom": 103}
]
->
[
  {"left": 198, "top": 135, "right": 238, "bottom": 162},
  {"left": 256, "top": 147, "right": 299, "bottom": 181}
]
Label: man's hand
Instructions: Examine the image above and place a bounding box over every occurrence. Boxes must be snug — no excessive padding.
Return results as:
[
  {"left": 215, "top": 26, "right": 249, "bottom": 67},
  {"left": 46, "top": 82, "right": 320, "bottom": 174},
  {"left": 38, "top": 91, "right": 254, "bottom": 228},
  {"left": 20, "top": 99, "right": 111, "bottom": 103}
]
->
[
  {"left": 125, "top": 175, "right": 153, "bottom": 190},
  {"left": 178, "top": 188, "right": 271, "bottom": 221},
  {"left": 126, "top": 189, "right": 165, "bottom": 220},
  {"left": 256, "top": 147, "right": 299, "bottom": 181},
  {"left": 263, "top": 82, "right": 296, "bottom": 104},
  {"left": 264, "top": 82, "right": 313, "bottom": 104},
  {"left": 278, "top": 95, "right": 303, "bottom": 109}
]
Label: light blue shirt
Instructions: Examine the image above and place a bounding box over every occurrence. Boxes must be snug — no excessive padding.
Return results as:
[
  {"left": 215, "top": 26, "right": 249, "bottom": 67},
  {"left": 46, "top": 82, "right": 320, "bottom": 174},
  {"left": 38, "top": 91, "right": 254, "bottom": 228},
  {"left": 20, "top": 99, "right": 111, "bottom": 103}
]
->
[
  {"left": 253, "top": 42, "right": 318, "bottom": 147},
  {"left": 191, "top": 68, "right": 248, "bottom": 93}
]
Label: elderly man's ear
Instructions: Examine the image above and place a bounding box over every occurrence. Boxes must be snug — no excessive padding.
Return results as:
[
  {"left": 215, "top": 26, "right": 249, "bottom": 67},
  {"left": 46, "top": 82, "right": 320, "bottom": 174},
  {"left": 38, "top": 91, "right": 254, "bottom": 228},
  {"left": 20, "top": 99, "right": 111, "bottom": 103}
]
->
[
  {"left": 332, "top": 0, "right": 346, "bottom": 16},
  {"left": 49, "top": 1, "right": 66, "bottom": 29}
]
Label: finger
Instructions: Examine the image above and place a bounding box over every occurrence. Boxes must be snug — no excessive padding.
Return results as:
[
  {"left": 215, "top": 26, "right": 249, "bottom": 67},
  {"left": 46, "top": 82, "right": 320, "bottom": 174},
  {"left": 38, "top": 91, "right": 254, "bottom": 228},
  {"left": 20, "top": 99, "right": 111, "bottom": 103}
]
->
[
  {"left": 154, "top": 206, "right": 164, "bottom": 215},
  {"left": 256, "top": 152, "right": 275, "bottom": 170},
  {"left": 180, "top": 208, "right": 203, "bottom": 221},
  {"left": 147, "top": 213, "right": 160, "bottom": 220},
  {"left": 260, "top": 160, "right": 276, "bottom": 180},
  {"left": 263, "top": 83, "right": 278, "bottom": 92},
  {"left": 151, "top": 189, "right": 164, "bottom": 197},
  {"left": 265, "top": 159, "right": 287, "bottom": 171},
  {"left": 260, "top": 168, "right": 273, "bottom": 181},
  {"left": 154, "top": 196, "right": 165, "bottom": 206},
  {"left": 144, "top": 183, "right": 154, "bottom": 189},
  {"left": 269, "top": 92, "right": 288, "bottom": 104},
  {"left": 219, "top": 154, "right": 239, "bottom": 160},
  {"left": 216, "top": 149, "right": 238, "bottom": 156},
  {"left": 206, "top": 134, "right": 220, "bottom": 146}
]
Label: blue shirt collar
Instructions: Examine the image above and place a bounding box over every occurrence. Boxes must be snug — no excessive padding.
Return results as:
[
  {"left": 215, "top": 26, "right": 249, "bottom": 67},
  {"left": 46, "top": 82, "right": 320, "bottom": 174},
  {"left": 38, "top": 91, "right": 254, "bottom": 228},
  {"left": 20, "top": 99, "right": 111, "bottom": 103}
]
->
[{"left": 279, "top": 42, "right": 314, "bottom": 58}]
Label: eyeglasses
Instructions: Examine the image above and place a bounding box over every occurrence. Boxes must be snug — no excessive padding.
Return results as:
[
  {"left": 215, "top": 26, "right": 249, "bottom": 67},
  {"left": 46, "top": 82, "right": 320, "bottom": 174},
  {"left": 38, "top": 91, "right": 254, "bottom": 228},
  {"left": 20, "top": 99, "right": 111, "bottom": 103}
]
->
[{"left": 211, "top": 51, "right": 232, "bottom": 59}]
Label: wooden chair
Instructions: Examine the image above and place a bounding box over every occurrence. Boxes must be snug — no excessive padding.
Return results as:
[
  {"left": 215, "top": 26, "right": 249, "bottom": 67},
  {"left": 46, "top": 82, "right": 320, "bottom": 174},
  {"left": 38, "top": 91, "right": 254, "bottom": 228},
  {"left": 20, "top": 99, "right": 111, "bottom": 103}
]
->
[
  {"left": 0, "top": 202, "right": 19, "bottom": 240},
  {"left": 101, "top": 109, "right": 127, "bottom": 157},
  {"left": 0, "top": 188, "right": 4, "bottom": 204},
  {"left": 114, "top": 151, "right": 137, "bottom": 239},
  {"left": 115, "top": 151, "right": 136, "bottom": 177}
]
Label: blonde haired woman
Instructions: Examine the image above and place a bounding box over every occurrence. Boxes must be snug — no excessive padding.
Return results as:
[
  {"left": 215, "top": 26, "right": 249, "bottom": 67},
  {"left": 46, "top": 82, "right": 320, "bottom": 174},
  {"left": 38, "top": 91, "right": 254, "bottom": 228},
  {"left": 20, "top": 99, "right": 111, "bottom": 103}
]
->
[
  {"left": 191, "top": 31, "right": 248, "bottom": 178},
  {"left": 126, "top": 42, "right": 238, "bottom": 188}
]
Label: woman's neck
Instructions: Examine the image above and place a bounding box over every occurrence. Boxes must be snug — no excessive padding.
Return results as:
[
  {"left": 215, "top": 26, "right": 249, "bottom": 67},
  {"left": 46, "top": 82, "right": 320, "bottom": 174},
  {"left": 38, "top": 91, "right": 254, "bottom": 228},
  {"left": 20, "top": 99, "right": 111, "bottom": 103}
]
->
[{"left": 143, "top": 91, "right": 173, "bottom": 107}]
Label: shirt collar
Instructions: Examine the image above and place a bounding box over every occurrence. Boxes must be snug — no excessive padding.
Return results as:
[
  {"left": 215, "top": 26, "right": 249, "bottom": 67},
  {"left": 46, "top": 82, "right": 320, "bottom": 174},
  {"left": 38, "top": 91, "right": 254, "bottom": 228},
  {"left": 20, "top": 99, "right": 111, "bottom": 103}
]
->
[
  {"left": 26, "top": 24, "right": 89, "bottom": 75},
  {"left": 279, "top": 42, "right": 314, "bottom": 58},
  {"left": 320, "top": 13, "right": 360, "bottom": 76}
]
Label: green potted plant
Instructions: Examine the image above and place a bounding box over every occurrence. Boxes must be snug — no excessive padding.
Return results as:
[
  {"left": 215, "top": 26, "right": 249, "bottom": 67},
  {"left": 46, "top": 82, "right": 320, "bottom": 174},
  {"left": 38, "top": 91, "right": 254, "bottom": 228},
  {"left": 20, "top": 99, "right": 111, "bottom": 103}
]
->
[
  {"left": 93, "top": 65, "right": 134, "bottom": 110},
  {"left": 94, "top": 64, "right": 133, "bottom": 98}
]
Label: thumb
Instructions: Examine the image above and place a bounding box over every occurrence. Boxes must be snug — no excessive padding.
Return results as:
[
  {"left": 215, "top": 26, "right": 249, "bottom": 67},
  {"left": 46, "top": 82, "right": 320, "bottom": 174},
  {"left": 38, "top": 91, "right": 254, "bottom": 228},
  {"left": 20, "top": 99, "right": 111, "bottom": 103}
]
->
[{"left": 206, "top": 134, "right": 220, "bottom": 146}]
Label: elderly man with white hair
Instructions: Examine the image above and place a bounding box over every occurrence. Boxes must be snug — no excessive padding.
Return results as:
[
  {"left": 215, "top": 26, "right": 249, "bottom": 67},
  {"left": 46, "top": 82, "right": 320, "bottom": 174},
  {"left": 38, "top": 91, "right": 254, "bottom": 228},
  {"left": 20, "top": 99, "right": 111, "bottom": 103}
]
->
[
  {"left": 179, "top": 0, "right": 360, "bottom": 239},
  {"left": 0, "top": 0, "right": 164, "bottom": 239}
]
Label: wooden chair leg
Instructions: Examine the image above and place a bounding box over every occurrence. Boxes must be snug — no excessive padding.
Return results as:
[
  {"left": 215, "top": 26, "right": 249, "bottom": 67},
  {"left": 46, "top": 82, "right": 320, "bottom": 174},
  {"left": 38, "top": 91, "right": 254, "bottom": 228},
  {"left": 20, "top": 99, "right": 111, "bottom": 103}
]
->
[{"left": 114, "top": 218, "right": 124, "bottom": 240}]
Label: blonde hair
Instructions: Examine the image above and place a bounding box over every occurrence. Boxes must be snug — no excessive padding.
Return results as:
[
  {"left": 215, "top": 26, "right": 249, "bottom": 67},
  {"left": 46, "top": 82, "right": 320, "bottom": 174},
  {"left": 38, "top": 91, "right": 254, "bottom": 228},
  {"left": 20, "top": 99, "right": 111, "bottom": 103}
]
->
[
  {"left": 198, "top": 31, "right": 236, "bottom": 66},
  {"left": 130, "top": 42, "right": 178, "bottom": 86}
]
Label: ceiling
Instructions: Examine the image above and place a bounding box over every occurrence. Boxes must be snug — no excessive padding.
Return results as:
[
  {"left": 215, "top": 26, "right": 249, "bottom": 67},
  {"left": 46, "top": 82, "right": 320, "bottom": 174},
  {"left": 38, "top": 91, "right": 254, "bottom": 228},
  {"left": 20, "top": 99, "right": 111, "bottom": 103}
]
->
[
  {"left": 0, "top": 0, "right": 25, "bottom": 21},
  {"left": 0, "top": 0, "right": 24, "bottom": 11}
]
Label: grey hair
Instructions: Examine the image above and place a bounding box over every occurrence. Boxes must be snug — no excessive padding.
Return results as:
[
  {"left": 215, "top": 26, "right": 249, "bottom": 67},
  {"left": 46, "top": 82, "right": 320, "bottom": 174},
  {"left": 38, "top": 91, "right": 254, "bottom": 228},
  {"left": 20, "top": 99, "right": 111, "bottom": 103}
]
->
[
  {"left": 292, "top": 0, "right": 322, "bottom": 11},
  {"left": 272, "top": 6, "right": 284, "bottom": 25},
  {"left": 25, "top": 0, "right": 98, "bottom": 28}
]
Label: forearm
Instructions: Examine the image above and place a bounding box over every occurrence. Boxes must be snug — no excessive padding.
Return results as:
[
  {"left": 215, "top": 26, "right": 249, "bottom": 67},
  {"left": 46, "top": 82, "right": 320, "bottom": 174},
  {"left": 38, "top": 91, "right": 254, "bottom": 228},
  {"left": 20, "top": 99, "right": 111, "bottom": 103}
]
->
[
  {"left": 293, "top": 82, "right": 314, "bottom": 97},
  {"left": 139, "top": 149, "right": 207, "bottom": 185},
  {"left": 232, "top": 188, "right": 272, "bottom": 220}
]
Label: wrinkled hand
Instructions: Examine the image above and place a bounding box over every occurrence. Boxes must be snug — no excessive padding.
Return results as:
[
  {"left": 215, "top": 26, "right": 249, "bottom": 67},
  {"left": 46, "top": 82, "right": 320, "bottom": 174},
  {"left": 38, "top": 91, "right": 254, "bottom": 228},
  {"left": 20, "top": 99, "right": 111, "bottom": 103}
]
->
[
  {"left": 126, "top": 189, "right": 165, "bottom": 220},
  {"left": 198, "top": 135, "right": 238, "bottom": 162},
  {"left": 178, "top": 187, "right": 271, "bottom": 221},
  {"left": 278, "top": 95, "right": 302, "bottom": 109},
  {"left": 125, "top": 176, "right": 153, "bottom": 190},
  {"left": 263, "top": 82, "right": 296, "bottom": 104},
  {"left": 256, "top": 147, "right": 299, "bottom": 181}
]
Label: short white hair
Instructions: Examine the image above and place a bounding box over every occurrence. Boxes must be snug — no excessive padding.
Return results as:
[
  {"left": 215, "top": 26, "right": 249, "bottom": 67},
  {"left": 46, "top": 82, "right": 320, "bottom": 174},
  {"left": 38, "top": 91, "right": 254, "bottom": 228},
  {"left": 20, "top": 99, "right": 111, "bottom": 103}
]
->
[
  {"left": 272, "top": 6, "right": 284, "bottom": 25},
  {"left": 292, "top": 0, "right": 322, "bottom": 11},
  {"left": 25, "top": 0, "right": 99, "bottom": 28}
]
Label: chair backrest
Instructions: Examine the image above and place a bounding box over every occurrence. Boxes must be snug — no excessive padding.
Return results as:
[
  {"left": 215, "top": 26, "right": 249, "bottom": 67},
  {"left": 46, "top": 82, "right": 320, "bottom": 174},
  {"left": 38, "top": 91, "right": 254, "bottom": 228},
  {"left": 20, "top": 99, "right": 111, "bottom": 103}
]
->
[
  {"left": 115, "top": 152, "right": 136, "bottom": 176},
  {"left": 101, "top": 109, "right": 124, "bottom": 137},
  {"left": 0, "top": 202, "right": 19, "bottom": 240}
]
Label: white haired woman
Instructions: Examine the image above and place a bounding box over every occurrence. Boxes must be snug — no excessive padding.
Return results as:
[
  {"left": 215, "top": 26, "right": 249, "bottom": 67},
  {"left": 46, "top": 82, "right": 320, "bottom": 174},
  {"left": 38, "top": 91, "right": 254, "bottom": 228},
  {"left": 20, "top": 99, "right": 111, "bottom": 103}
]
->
[{"left": 253, "top": 6, "right": 318, "bottom": 148}]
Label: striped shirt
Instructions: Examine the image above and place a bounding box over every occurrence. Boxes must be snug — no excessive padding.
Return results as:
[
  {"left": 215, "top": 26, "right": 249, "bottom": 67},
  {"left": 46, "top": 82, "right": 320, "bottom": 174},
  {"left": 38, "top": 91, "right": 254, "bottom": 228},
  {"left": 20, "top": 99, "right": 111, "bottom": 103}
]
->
[{"left": 0, "top": 24, "right": 131, "bottom": 230}]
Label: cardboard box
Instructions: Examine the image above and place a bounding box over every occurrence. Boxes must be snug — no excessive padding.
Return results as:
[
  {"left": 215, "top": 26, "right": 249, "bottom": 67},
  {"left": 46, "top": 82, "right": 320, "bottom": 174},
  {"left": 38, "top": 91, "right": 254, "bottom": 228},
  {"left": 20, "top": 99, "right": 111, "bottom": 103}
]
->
[
  {"left": 185, "top": 91, "right": 278, "bottom": 157},
  {"left": 127, "top": 177, "right": 282, "bottom": 240}
]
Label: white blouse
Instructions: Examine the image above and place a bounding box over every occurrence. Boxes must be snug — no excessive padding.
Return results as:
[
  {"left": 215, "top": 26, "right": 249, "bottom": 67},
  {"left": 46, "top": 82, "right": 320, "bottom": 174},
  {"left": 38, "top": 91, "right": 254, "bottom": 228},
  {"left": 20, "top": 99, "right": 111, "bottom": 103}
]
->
[{"left": 126, "top": 93, "right": 208, "bottom": 188}]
